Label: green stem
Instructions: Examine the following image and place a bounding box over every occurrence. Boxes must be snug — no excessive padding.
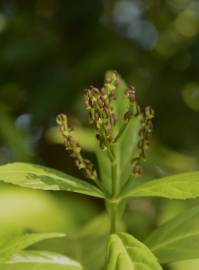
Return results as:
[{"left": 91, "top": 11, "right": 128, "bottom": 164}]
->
[
  {"left": 106, "top": 200, "right": 119, "bottom": 234},
  {"left": 107, "top": 147, "right": 118, "bottom": 196},
  {"left": 106, "top": 145, "right": 121, "bottom": 234},
  {"left": 110, "top": 146, "right": 119, "bottom": 196}
]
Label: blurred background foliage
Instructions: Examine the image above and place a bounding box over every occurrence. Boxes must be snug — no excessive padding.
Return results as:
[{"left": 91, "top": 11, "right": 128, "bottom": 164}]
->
[{"left": 0, "top": 0, "right": 199, "bottom": 269}]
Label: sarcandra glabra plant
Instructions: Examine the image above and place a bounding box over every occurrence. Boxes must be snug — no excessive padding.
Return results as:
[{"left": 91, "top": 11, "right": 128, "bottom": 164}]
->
[
  {"left": 56, "top": 71, "right": 155, "bottom": 233},
  {"left": 0, "top": 71, "right": 199, "bottom": 270}
]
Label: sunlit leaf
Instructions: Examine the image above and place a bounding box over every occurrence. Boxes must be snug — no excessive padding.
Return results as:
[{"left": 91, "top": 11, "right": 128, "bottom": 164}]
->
[
  {"left": 0, "top": 232, "right": 64, "bottom": 266},
  {"left": 123, "top": 171, "right": 199, "bottom": 199},
  {"left": 118, "top": 115, "right": 142, "bottom": 185},
  {"left": 171, "top": 259, "right": 199, "bottom": 270},
  {"left": 96, "top": 149, "right": 112, "bottom": 194},
  {"left": 105, "top": 232, "right": 162, "bottom": 270},
  {"left": 0, "top": 163, "right": 104, "bottom": 198},
  {"left": 4, "top": 250, "right": 82, "bottom": 270},
  {"left": 145, "top": 205, "right": 199, "bottom": 263}
]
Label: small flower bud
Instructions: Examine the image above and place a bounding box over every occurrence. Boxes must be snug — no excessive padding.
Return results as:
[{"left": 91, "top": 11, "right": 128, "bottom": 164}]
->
[
  {"left": 59, "top": 125, "right": 65, "bottom": 134},
  {"left": 98, "top": 96, "right": 104, "bottom": 107},
  {"left": 96, "top": 133, "right": 100, "bottom": 141},
  {"left": 56, "top": 114, "right": 67, "bottom": 126},
  {"left": 84, "top": 159, "right": 91, "bottom": 165},
  {"left": 103, "top": 124, "right": 110, "bottom": 135},
  {"left": 141, "top": 149, "right": 147, "bottom": 160},
  {"left": 104, "top": 106, "right": 110, "bottom": 117},
  {"left": 107, "top": 134, "right": 113, "bottom": 142},
  {"left": 134, "top": 104, "right": 141, "bottom": 116},
  {"left": 137, "top": 140, "right": 143, "bottom": 149},
  {"left": 75, "top": 159, "right": 81, "bottom": 169},
  {"left": 104, "top": 78, "right": 112, "bottom": 84},
  {"left": 146, "top": 120, "right": 153, "bottom": 132},
  {"left": 129, "top": 93, "right": 136, "bottom": 103},
  {"left": 124, "top": 110, "right": 133, "bottom": 120},
  {"left": 90, "top": 87, "right": 99, "bottom": 94},
  {"left": 73, "top": 146, "right": 81, "bottom": 155},
  {"left": 110, "top": 114, "right": 117, "bottom": 125},
  {"left": 145, "top": 106, "right": 155, "bottom": 120},
  {"left": 115, "top": 77, "right": 120, "bottom": 87},
  {"left": 133, "top": 163, "right": 143, "bottom": 175},
  {"left": 84, "top": 169, "right": 92, "bottom": 178},
  {"left": 84, "top": 98, "right": 90, "bottom": 108},
  {"left": 95, "top": 112, "right": 100, "bottom": 121},
  {"left": 99, "top": 139, "right": 106, "bottom": 150}
]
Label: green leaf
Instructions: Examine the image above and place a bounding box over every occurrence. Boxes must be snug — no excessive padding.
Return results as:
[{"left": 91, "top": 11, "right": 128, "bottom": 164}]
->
[
  {"left": 4, "top": 250, "right": 82, "bottom": 270},
  {"left": 96, "top": 149, "right": 112, "bottom": 194},
  {"left": 145, "top": 205, "right": 199, "bottom": 264},
  {"left": 118, "top": 115, "right": 142, "bottom": 185},
  {"left": 0, "top": 162, "right": 104, "bottom": 198},
  {"left": 0, "top": 232, "right": 64, "bottom": 266},
  {"left": 171, "top": 259, "right": 199, "bottom": 270},
  {"left": 105, "top": 232, "right": 162, "bottom": 270},
  {"left": 123, "top": 171, "right": 199, "bottom": 199}
]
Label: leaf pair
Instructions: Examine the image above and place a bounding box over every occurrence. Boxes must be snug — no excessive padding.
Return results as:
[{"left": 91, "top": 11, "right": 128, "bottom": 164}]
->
[
  {"left": 0, "top": 162, "right": 199, "bottom": 201},
  {"left": 123, "top": 171, "right": 199, "bottom": 200}
]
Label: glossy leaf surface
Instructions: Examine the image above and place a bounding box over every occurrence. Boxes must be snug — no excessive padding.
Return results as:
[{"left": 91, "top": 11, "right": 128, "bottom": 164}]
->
[
  {"left": 0, "top": 163, "right": 104, "bottom": 198},
  {"left": 124, "top": 171, "right": 199, "bottom": 199},
  {"left": 4, "top": 250, "right": 82, "bottom": 270},
  {"left": 0, "top": 232, "right": 64, "bottom": 266},
  {"left": 105, "top": 232, "right": 162, "bottom": 270},
  {"left": 145, "top": 205, "right": 199, "bottom": 263}
]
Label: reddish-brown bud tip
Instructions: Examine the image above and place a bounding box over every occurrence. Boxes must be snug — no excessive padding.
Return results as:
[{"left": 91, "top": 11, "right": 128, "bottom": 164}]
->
[
  {"left": 124, "top": 110, "right": 133, "bottom": 120},
  {"left": 56, "top": 113, "right": 67, "bottom": 125},
  {"left": 145, "top": 106, "right": 155, "bottom": 119}
]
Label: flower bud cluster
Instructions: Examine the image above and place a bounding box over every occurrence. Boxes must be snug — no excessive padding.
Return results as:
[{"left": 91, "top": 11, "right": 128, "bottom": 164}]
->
[
  {"left": 122, "top": 83, "right": 154, "bottom": 176},
  {"left": 132, "top": 106, "right": 155, "bottom": 176},
  {"left": 56, "top": 114, "right": 97, "bottom": 180},
  {"left": 124, "top": 85, "right": 141, "bottom": 120},
  {"left": 84, "top": 72, "right": 119, "bottom": 150}
]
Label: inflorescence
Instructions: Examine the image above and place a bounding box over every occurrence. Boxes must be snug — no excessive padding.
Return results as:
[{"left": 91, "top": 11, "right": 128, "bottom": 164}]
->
[
  {"left": 83, "top": 72, "right": 119, "bottom": 150},
  {"left": 57, "top": 71, "right": 154, "bottom": 179},
  {"left": 132, "top": 106, "right": 154, "bottom": 176},
  {"left": 56, "top": 114, "right": 97, "bottom": 181}
]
